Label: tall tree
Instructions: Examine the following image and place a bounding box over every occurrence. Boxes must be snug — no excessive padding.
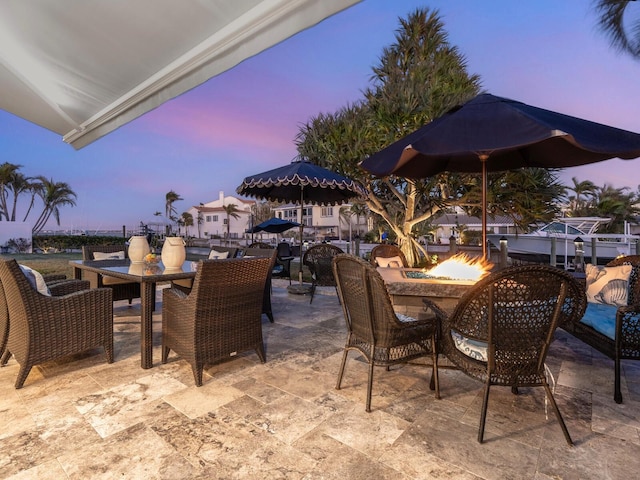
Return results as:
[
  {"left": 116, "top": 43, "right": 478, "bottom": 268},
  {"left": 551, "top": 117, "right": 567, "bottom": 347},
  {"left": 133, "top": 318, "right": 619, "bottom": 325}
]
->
[
  {"left": 595, "top": 0, "right": 640, "bottom": 59},
  {"left": 297, "top": 8, "right": 481, "bottom": 266},
  {"left": 0, "top": 162, "right": 22, "bottom": 221},
  {"left": 181, "top": 211, "right": 194, "bottom": 237},
  {"left": 31, "top": 177, "right": 77, "bottom": 234},
  {"left": 565, "top": 177, "right": 598, "bottom": 216},
  {"left": 223, "top": 203, "right": 241, "bottom": 245},
  {"left": 165, "top": 190, "right": 183, "bottom": 235}
]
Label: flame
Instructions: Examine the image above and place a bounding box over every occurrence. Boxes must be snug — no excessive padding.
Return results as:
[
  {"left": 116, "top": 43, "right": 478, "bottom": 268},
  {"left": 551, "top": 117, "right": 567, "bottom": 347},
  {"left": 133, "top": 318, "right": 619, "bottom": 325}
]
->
[{"left": 424, "top": 253, "right": 492, "bottom": 282}]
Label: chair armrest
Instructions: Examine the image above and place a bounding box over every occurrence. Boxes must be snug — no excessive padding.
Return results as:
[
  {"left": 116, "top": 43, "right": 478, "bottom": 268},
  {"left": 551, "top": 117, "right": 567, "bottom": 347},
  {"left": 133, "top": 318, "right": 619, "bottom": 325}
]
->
[
  {"left": 49, "top": 279, "right": 90, "bottom": 296},
  {"left": 43, "top": 274, "right": 67, "bottom": 283}
]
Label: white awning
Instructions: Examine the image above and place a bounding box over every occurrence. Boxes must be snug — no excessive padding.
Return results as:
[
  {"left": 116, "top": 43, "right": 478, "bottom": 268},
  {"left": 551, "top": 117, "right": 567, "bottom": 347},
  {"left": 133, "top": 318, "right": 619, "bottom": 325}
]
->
[{"left": 0, "top": 0, "right": 360, "bottom": 149}]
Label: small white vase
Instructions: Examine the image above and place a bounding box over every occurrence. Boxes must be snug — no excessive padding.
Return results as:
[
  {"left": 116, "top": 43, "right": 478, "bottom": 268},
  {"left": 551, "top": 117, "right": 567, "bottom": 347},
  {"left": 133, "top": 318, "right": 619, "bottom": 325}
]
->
[
  {"left": 161, "top": 237, "right": 186, "bottom": 269},
  {"left": 128, "top": 236, "right": 150, "bottom": 263}
]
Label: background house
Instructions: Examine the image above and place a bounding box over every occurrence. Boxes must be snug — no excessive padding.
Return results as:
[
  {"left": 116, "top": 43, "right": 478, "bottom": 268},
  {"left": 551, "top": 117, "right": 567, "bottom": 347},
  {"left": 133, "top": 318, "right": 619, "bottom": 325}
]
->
[{"left": 187, "top": 191, "right": 254, "bottom": 241}]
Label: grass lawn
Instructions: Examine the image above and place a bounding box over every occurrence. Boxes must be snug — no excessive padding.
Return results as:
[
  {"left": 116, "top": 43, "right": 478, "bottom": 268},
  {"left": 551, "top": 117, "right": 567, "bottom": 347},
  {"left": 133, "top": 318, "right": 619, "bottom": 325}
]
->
[{"left": 1, "top": 252, "right": 82, "bottom": 278}]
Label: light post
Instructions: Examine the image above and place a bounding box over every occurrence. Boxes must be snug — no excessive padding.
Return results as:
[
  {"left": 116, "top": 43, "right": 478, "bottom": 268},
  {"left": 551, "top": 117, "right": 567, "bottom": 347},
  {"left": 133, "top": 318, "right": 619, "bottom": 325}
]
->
[
  {"left": 500, "top": 236, "right": 508, "bottom": 269},
  {"left": 574, "top": 237, "right": 584, "bottom": 272}
]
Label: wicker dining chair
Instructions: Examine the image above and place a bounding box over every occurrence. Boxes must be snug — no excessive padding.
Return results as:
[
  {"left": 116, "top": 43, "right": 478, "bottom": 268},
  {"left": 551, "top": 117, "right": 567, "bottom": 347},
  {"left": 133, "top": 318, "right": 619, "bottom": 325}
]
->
[
  {"left": 82, "top": 244, "right": 141, "bottom": 304},
  {"left": 303, "top": 243, "right": 344, "bottom": 303},
  {"left": 0, "top": 269, "right": 90, "bottom": 365},
  {"left": 0, "top": 259, "right": 113, "bottom": 389},
  {"left": 161, "top": 257, "right": 273, "bottom": 386},
  {"left": 370, "top": 244, "right": 410, "bottom": 268},
  {"left": 332, "top": 254, "right": 440, "bottom": 412},
  {"left": 426, "top": 264, "right": 586, "bottom": 446},
  {"left": 242, "top": 247, "right": 278, "bottom": 322}
]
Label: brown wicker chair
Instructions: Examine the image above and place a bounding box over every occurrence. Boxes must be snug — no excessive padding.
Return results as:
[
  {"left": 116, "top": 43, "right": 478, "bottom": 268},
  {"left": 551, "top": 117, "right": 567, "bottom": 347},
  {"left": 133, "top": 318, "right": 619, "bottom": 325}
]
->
[
  {"left": 161, "top": 257, "right": 273, "bottom": 386},
  {"left": 0, "top": 259, "right": 113, "bottom": 389},
  {"left": 1, "top": 272, "right": 90, "bottom": 365},
  {"left": 274, "top": 242, "right": 294, "bottom": 284},
  {"left": 332, "top": 254, "right": 440, "bottom": 412},
  {"left": 248, "top": 242, "right": 273, "bottom": 249},
  {"left": 370, "top": 244, "right": 409, "bottom": 268},
  {"left": 562, "top": 255, "right": 640, "bottom": 403},
  {"left": 303, "top": 244, "right": 344, "bottom": 303},
  {"left": 82, "top": 244, "right": 141, "bottom": 304},
  {"left": 426, "top": 264, "right": 586, "bottom": 445}
]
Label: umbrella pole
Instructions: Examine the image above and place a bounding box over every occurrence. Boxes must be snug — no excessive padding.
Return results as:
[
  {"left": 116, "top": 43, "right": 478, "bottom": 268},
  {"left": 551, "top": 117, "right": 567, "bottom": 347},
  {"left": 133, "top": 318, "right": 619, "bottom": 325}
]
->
[
  {"left": 480, "top": 154, "right": 489, "bottom": 261},
  {"left": 288, "top": 186, "right": 312, "bottom": 295}
]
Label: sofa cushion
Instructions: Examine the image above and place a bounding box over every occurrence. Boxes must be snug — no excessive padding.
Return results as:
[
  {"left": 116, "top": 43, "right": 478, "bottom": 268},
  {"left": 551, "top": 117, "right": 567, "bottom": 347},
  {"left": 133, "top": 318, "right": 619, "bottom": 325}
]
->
[
  {"left": 208, "top": 249, "right": 229, "bottom": 259},
  {"left": 580, "top": 302, "right": 617, "bottom": 340},
  {"left": 585, "top": 263, "right": 632, "bottom": 308}
]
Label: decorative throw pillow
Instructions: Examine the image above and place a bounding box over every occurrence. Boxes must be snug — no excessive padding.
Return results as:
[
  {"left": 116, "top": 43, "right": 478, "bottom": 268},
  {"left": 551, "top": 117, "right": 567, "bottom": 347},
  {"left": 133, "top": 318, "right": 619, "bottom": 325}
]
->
[
  {"left": 208, "top": 249, "right": 229, "bottom": 259},
  {"left": 585, "top": 263, "right": 632, "bottom": 307},
  {"left": 93, "top": 251, "right": 125, "bottom": 260},
  {"left": 376, "top": 256, "right": 403, "bottom": 268},
  {"left": 19, "top": 265, "right": 51, "bottom": 296}
]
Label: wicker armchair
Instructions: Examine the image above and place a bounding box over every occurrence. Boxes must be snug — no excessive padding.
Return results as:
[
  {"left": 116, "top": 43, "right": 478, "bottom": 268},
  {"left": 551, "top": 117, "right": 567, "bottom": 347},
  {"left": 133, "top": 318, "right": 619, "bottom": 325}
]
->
[
  {"left": 1, "top": 273, "right": 90, "bottom": 365},
  {"left": 0, "top": 259, "right": 113, "bottom": 389},
  {"left": 332, "top": 254, "right": 440, "bottom": 412},
  {"left": 82, "top": 244, "right": 141, "bottom": 304},
  {"left": 248, "top": 242, "right": 273, "bottom": 249},
  {"left": 303, "top": 244, "right": 344, "bottom": 303},
  {"left": 161, "top": 257, "right": 273, "bottom": 386},
  {"left": 274, "top": 242, "right": 294, "bottom": 284},
  {"left": 426, "top": 264, "right": 586, "bottom": 445},
  {"left": 370, "top": 244, "right": 409, "bottom": 268},
  {"left": 562, "top": 255, "right": 640, "bottom": 403}
]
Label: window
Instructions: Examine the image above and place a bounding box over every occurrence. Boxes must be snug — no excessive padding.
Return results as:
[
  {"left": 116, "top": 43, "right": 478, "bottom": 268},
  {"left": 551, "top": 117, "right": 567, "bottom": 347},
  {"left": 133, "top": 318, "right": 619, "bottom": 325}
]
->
[
  {"left": 212, "top": 215, "right": 218, "bottom": 222},
  {"left": 223, "top": 219, "right": 228, "bottom": 225},
  {"left": 321, "top": 207, "right": 333, "bottom": 217},
  {"left": 205, "top": 215, "right": 212, "bottom": 222}
]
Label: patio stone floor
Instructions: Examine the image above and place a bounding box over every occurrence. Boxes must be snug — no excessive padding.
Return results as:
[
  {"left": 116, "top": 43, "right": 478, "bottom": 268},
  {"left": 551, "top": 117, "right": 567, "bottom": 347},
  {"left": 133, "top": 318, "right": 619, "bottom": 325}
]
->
[{"left": 2, "top": 280, "right": 640, "bottom": 479}]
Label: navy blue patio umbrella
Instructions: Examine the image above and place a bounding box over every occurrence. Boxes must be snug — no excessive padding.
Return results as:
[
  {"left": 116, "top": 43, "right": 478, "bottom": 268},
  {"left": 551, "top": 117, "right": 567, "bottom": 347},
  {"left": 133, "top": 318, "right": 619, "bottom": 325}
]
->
[
  {"left": 361, "top": 93, "right": 640, "bottom": 259},
  {"left": 237, "top": 159, "right": 367, "bottom": 292},
  {"left": 250, "top": 217, "right": 300, "bottom": 234}
]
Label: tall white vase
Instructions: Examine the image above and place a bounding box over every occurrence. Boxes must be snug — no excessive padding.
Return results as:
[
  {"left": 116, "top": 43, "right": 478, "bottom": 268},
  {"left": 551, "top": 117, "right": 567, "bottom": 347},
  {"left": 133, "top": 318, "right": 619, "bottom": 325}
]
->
[
  {"left": 128, "top": 236, "right": 150, "bottom": 263},
  {"left": 161, "top": 237, "right": 186, "bottom": 269}
]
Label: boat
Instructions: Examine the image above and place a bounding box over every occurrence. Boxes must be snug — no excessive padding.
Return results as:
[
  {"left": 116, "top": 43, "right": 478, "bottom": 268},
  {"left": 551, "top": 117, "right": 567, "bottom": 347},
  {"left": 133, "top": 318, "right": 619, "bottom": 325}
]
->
[{"left": 486, "top": 217, "right": 639, "bottom": 266}]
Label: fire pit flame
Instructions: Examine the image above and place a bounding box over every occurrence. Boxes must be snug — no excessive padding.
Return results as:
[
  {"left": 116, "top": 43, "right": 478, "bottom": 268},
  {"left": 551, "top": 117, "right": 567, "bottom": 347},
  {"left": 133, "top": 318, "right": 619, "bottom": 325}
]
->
[{"left": 423, "top": 253, "right": 492, "bottom": 282}]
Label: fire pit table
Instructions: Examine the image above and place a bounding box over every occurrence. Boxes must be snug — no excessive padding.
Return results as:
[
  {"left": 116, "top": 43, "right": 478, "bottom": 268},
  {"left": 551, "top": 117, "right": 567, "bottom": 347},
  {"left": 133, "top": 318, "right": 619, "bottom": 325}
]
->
[{"left": 377, "top": 267, "right": 476, "bottom": 318}]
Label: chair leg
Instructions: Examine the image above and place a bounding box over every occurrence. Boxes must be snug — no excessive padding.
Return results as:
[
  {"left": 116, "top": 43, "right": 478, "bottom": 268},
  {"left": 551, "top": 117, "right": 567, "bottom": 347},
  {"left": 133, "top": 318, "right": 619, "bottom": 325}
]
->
[
  {"left": 104, "top": 343, "right": 114, "bottom": 364},
  {"left": 614, "top": 355, "right": 623, "bottom": 404},
  {"left": 15, "top": 364, "right": 32, "bottom": 389},
  {"left": 1, "top": 349, "right": 10, "bottom": 366},
  {"left": 430, "top": 335, "right": 440, "bottom": 399},
  {"left": 478, "top": 380, "right": 491, "bottom": 443},
  {"left": 192, "top": 364, "right": 203, "bottom": 387},
  {"left": 256, "top": 343, "right": 266, "bottom": 363},
  {"left": 309, "top": 284, "right": 316, "bottom": 304},
  {"left": 335, "top": 348, "right": 349, "bottom": 390},
  {"left": 543, "top": 380, "right": 573, "bottom": 446},
  {"left": 161, "top": 346, "right": 170, "bottom": 364},
  {"left": 365, "top": 359, "right": 375, "bottom": 413}
]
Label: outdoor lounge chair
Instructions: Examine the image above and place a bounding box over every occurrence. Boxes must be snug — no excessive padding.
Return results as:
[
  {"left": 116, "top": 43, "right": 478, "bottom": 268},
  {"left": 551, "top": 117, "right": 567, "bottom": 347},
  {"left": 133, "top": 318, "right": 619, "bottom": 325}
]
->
[
  {"left": 82, "top": 244, "right": 141, "bottom": 304},
  {"left": 332, "top": 254, "right": 440, "bottom": 412},
  {"left": 0, "top": 259, "right": 113, "bottom": 389},
  {"left": 161, "top": 257, "right": 272, "bottom": 386},
  {"left": 370, "top": 244, "right": 409, "bottom": 268},
  {"left": 562, "top": 255, "right": 640, "bottom": 403},
  {"left": 303, "top": 243, "right": 344, "bottom": 303},
  {"left": 427, "top": 264, "right": 586, "bottom": 445}
]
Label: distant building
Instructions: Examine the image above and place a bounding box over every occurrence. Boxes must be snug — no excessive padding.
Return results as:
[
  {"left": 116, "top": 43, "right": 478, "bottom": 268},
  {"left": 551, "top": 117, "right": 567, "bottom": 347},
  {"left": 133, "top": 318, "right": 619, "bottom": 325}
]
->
[
  {"left": 271, "top": 203, "right": 368, "bottom": 242},
  {"left": 186, "top": 191, "right": 254, "bottom": 240},
  {"left": 431, "top": 210, "right": 517, "bottom": 245}
]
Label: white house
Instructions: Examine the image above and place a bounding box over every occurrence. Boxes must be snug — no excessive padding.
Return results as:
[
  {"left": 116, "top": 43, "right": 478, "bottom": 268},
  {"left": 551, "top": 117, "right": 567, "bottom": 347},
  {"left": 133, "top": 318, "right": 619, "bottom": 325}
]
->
[
  {"left": 271, "top": 203, "right": 368, "bottom": 242},
  {"left": 187, "top": 191, "right": 254, "bottom": 240}
]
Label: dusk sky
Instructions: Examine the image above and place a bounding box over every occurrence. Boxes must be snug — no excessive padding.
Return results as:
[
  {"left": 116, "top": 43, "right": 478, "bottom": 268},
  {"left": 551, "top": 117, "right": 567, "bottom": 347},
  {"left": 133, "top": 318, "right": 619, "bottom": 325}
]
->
[{"left": 1, "top": 0, "right": 639, "bottom": 232}]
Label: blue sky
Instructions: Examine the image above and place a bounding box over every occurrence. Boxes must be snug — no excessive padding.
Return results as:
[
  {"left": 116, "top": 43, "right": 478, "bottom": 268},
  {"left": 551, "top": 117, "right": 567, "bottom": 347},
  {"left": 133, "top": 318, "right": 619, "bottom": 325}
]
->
[{"left": 1, "top": 0, "right": 639, "bottom": 232}]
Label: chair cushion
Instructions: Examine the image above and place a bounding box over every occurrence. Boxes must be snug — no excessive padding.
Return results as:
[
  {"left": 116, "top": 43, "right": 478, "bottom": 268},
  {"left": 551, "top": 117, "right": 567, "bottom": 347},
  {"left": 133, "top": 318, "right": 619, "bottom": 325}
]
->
[
  {"left": 208, "top": 249, "right": 229, "bottom": 259},
  {"left": 19, "top": 265, "right": 51, "bottom": 296},
  {"left": 93, "top": 250, "right": 125, "bottom": 260},
  {"left": 451, "top": 331, "right": 488, "bottom": 362},
  {"left": 580, "top": 302, "right": 617, "bottom": 340},
  {"left": 376, "top": 256, "right": 404, "bottom": 268},
  {"left": 585, "top": 263, "right": 632, "bottom": 307}
]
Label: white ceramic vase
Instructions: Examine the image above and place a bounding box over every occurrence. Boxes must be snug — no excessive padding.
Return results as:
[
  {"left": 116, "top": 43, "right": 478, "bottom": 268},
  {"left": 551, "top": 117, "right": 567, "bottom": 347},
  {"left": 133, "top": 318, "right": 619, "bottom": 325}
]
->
[
  {"left": 161, "top": 237, "right": 186, "bottom": 269},
  {"left": 128, "top": 236, "right": 150, "bottom": 263}
]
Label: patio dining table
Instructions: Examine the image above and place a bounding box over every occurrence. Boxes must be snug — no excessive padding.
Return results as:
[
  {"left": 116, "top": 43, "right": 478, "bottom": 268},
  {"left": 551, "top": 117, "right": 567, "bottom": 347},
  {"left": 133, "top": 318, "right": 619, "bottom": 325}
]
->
[{"left": 70, "top": 259, "right": 198, "bottom": 369}]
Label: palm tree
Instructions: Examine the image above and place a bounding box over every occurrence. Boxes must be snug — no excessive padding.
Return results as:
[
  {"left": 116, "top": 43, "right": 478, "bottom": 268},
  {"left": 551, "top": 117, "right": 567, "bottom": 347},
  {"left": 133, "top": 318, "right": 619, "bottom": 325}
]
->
[
  {"left": 0, "top": 162, "right": 22, "bottom": 221},
  {"left": 31, "top": 177, "right": 77, "bottom": 234},
  {"left": 181, "top": 212, "right": 194, "bottom": 237},
  {"left": 223, "top": 203, "right": 241, "bottom": 245},
  {"left": 565, "top": 177, "right": 598, "bottom": 216},
  {"left": 165, "top": 190, "right": 183, "bottom": 235},
  {"left": 595, "top": 0, "right": 640, "bottom": 59},
  {"left": 197, "top": 203, "right": 204, "bottom": 238}
]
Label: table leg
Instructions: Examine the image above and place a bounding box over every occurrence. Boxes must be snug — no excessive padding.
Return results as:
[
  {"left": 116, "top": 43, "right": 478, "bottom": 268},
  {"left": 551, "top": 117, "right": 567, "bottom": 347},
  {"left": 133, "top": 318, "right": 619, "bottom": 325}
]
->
[
  {"left": 140, "top": 282, "right": 156, "bottom": 369},
  {"left": 73, "top": 266, "right": 82, "bottom": 280}
]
